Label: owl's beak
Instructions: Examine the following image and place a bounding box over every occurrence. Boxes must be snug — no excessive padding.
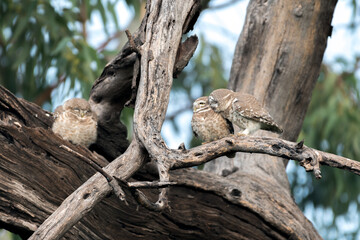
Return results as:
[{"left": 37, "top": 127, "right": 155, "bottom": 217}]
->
[
  {"left": 193, "top": 103, "right": 197, "bottom": 112},
  {"left": 80, "top": 110, "right": 85, "bottom": 117}
]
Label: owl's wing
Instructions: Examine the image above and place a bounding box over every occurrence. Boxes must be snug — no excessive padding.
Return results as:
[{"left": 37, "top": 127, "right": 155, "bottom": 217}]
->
[{"left": 232, "top": 93, "right": 280, "bottom": 128}]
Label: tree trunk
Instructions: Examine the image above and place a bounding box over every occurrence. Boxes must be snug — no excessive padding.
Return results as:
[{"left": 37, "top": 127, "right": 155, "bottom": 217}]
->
[
  {"left": 0, "top": 0, "right": 337, "bottom": 239},
  {"left": 205, "top": 0, "right": 336, "bottom": 190}
]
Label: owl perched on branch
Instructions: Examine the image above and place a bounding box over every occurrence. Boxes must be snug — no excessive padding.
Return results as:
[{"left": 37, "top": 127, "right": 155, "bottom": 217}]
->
[
  {"left": 52, "top": 98, "right": 98, "bottom": 148},
  {"left": 209, "top": 89, "right": 283, "bottom": 135},
  {"left": 191, "top": 96, "right": 234, "bottom": 143}
]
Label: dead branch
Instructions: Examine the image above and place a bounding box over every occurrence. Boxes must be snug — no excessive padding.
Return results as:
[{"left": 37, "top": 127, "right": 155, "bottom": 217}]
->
[
  {"left": 127, "top": 181, "right": 177, "bottom": 188},
  {"left": 28, "top": 0, "right": 202, "bottom": 239},
  {"left": 28, "top": 141, "right": 147, "bottom": 240},
  {"left": 169, "top": 135, "right": 360, "bottom": 176}
]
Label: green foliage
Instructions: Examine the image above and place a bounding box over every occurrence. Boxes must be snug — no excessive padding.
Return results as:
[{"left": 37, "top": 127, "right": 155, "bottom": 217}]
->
[
  {"left": 0, "top": 0, "right": 123, "bottom": 107},
  {"left": 349, "top": 0, "right": 360, "bottom": 30},
  {"left": 0, "top": 0, "right": 140, "bottom": 237},
  {"left": 290, "top": 59, "right": 360, "bottom": 237},
  {"left": 0, "top": 229, "right": 21, "bottom": 240}
]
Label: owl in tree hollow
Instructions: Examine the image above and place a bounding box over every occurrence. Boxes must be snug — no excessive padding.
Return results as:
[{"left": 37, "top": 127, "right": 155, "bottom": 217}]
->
[
  {"left": 52, "top": 98, "right": 98, "bottom": 148},
  {"left": 208, "top": 89, "right": 283, "bottom": 135},
  {"left": 191, "top": 96, "right": 234, "bottom": 143}
]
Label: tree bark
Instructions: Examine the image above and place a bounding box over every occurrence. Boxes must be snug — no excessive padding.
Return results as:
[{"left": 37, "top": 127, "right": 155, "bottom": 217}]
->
[
  {"left": 205, "top": 0, "right": 337, "bottom": 189},
  {"left": 0, "top": 0, "right": 339, "bottom": 239}
]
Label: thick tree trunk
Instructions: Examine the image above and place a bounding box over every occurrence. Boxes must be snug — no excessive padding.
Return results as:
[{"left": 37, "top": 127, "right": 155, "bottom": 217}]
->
[
  {"left": 0, "top": 0, "right": 337, "bottom": 239},
  {"left": 205, "top": 0, "right": 336, "bottom": 189}
]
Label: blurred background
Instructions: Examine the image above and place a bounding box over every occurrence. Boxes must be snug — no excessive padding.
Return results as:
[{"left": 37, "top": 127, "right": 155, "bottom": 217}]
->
[{"left": 0, "top": 0, "right": 359, "bottom": 239}]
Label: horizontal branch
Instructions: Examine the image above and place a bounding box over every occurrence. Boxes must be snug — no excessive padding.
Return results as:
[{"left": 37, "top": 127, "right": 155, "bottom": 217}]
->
[
  {"left": 170, "top": 135, "right": 360, "bottom": 177},
  {"left": 127, "top": 181, "right": 177, "bottom": 188}
]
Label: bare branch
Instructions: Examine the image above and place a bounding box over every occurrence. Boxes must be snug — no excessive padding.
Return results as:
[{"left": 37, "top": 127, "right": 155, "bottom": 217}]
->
[
  {"left": 169, "top": 135, "right": 360, "bottom": 177},
  {"left": 125, "top": 29, "right": 141, "bottom": 55},
  {"left": 130, "top": 189, "right": 167, "bottom": 212},
  {"left": 28, "top": 141, "right": 147, "bottom": 240},
  {"left": 127, "top": 181, "right": 177, "bottom": 188}
]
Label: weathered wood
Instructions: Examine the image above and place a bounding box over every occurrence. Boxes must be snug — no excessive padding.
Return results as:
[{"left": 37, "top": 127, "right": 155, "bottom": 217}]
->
[
  {"left": 28, "top": 141, "right": 146, "bottom": 240},
  {"left": 28, "top": 0, "right": 202, "bottom": 239},
  {"left": 88, "top": 2, "right": 198, "bottom": 160},
  {"left": 229, "top": 0, "right": 336, "bottom": 140},
  {"left": 170, "top": 136, "right": 359, "bottom": 177},
  {"left": 205, "top": 0, "right": 338, "bottom": 188},
  {"left": 0, "top": 83, "right": 327, "bottom": 240}
]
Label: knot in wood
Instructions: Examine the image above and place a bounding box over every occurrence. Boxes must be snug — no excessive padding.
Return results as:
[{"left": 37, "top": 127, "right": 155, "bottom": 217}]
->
[
  {"left": 230, "top": 188, "right": 242, "bottom": 198},
  {"left": 225, "top": 139, "right": 234, "bottom": 145},
  {"left": 293, "top": 4, "right": 303, "bottom": 17}
]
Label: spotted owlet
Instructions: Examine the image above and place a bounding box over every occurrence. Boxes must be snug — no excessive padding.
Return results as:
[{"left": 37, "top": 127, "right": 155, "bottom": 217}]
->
[
  {"left": 208, "top": 89, "right": 283, "bottom": 135},
  {"left": 191, "top": 96, "right": 234, "bottom": 143},
  {"left": 52, "top": 98, "right": 98, "bottom": 148}
]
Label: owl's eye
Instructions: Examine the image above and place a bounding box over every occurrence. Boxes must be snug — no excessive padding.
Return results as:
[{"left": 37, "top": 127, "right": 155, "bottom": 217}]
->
[{"left": 73, "top": 108, "right": 80, "bottom": 112}]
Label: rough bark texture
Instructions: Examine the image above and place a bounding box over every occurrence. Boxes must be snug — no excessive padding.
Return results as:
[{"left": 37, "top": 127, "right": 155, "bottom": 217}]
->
[
  {"left": 205, "top": 0, "right": 337, "bottom": 189},
  {"left": 0, "top": 0, "right": 340, "bottom": 239}
]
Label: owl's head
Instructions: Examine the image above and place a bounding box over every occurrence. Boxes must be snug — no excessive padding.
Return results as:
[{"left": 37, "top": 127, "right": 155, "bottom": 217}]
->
[
  {"left": 209, "top": 89, "right": 233, "bottom": 113},
  {"left": 63, "top": 98, "right": 92, "bottom": 118},
  {"left": 193, "top": 96, "right": 210, "bottom": 113}
]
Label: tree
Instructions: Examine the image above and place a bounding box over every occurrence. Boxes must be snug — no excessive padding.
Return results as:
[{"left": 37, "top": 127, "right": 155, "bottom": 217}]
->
[{"left": 1, "top": 0, "right": 359, "bottom": 239}]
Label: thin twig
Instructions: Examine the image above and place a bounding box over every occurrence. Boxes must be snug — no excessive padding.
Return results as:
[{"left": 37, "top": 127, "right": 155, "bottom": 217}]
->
[
  {"left": 125, "top": 29, "right": 141, "bottom": 55},
  {"left": 60, "top": 145, "right": 127, "bottom": 203},
  {"left": 126, "top": 180, "right": 177, "bottom": 189},
  {"left": 60, "top": 145, "right": 112, "bottom": 181}
]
